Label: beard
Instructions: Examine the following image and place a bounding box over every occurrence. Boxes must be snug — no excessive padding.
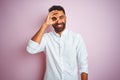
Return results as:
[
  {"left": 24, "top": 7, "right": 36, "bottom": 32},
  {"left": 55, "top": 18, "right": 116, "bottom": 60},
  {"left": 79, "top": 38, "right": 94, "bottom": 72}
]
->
[{"left": 52, "top": 22, "right": 66, "bottom": 33}]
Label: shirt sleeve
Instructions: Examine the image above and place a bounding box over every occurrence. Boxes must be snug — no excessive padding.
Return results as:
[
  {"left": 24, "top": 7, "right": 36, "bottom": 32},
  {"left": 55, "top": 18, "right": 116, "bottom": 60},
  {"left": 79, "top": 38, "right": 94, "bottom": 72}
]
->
[
  {"left": 26, "top": 34, "right": 47, "bottom": 54},
  {"left": 76, "top": 34, "right": 88, "bottom": 74}
]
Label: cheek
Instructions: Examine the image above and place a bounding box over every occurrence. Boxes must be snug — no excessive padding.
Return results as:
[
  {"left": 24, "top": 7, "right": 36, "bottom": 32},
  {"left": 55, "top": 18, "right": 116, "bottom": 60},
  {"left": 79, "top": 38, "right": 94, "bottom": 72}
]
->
[
  {"left": 62, "top": 19, "right": 66, "bottom": 23},
  {"left": 63, "top": 18, "right": 66, "bottom": 22}
]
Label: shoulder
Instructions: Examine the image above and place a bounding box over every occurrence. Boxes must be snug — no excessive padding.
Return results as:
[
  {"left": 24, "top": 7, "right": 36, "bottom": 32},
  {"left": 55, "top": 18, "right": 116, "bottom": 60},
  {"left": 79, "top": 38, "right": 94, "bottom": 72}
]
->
[{"left": 43, "top": 31, "right": 55, "bottom": 38}]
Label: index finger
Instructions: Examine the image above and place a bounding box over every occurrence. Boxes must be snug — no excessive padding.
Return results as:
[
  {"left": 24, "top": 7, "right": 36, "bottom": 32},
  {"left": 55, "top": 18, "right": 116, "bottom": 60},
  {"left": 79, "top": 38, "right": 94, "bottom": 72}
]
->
[{"left": 49, "top": 10, "right": 59, "bottom": 16}]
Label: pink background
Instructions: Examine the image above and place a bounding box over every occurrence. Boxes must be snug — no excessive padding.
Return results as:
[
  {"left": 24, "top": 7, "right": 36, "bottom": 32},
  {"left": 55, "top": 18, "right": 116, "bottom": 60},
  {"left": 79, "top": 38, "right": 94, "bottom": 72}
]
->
[{"left": 0, "top": 0, "right": 120, "bottom": 80}]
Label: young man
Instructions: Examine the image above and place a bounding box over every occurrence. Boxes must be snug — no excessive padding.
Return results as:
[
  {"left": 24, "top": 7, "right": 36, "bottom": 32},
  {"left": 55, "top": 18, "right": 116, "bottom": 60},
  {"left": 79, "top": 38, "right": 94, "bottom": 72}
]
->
[{"left": 27, "top": 5, "right": 88, "bottom": 80}]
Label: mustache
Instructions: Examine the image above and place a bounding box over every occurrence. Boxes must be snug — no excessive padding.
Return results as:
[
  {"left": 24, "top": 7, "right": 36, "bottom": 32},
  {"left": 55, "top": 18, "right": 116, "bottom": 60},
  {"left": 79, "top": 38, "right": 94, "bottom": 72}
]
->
[{"left": 54, "top": 22, "right": 65, "bottom": 26}]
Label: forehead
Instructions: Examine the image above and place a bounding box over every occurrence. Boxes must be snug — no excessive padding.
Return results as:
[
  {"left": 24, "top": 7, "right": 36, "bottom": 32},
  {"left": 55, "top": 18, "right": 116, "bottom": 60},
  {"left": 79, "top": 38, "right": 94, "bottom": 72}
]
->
[{"left": 51, "top": 10, "right": 65, "bottom": 16}]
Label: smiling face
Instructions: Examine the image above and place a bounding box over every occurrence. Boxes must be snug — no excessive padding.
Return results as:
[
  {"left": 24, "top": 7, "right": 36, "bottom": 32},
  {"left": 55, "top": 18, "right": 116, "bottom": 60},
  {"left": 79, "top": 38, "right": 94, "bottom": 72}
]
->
[{"left": 51, "top": 10, "right": 66, "bottom": 33}]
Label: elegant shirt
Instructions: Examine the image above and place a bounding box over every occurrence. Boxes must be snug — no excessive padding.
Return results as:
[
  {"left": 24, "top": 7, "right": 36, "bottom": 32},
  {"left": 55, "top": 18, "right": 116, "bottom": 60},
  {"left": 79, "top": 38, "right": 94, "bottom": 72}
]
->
[{"left": 27, "top": 29, "right": 88, "bottom": 80}]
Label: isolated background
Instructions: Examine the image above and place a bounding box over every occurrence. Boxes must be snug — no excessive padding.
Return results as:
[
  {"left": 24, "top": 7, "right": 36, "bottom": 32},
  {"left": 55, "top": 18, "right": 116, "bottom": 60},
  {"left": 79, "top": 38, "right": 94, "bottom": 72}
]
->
[{"left": 0, "top": 0, "right": 120, "bottom": 80}]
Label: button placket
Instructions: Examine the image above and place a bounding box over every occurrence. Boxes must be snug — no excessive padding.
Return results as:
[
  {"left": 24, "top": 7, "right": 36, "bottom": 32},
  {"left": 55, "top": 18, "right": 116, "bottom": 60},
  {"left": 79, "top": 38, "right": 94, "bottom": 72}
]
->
[{"left": 59, "top": 36, "right": 65, "bottom": 80}]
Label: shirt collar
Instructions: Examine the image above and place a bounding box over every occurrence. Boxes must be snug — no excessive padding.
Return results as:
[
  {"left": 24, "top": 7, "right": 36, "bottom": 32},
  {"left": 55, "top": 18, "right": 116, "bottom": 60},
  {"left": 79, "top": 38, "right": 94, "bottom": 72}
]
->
[{"left": 53, "top": 28, "right": 68, "bottom": 37}]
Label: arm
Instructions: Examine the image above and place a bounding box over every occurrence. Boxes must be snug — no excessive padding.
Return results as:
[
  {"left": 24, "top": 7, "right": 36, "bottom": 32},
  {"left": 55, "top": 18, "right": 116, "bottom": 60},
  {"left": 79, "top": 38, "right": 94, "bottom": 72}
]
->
[
  {"left": 26, "top": 22, "right": 48, "bottom": 54},
  {"left": 32, "top": 11, "right": 57, "bottom": 44},
  {"left": 26, "top": 11, "right": 58, "bottom": 54},
  {"left": 76, "top": 34, "right": 88, "bottom": 80},
  {"left": 31, "top": 23, "right": 48, "bottom": 44}
]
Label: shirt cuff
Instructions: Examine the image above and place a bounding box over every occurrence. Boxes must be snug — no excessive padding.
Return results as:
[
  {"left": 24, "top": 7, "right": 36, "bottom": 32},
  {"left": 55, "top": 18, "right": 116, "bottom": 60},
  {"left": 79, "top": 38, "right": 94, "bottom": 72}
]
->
[
  {"left": 26, "top": 40, "right": 40, "bottom": 54},
  {"left": 79, "top": 66, "right": 88, "bottom": 74},
  {"left": 28, "top": 40, "right": 39, "bottom": 48}
]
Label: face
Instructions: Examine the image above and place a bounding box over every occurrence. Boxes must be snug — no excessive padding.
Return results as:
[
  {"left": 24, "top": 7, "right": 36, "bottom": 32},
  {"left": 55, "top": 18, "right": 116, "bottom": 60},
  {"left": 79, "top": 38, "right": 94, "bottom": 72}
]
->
[{"left": 51, "top": 10, "right": 66, "bottom": 33}]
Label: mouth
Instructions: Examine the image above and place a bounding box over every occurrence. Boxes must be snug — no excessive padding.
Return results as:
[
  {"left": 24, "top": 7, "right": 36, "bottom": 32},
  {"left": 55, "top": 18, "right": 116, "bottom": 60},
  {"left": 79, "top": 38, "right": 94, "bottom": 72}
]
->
[
  {"left": 56, "top": 24, "right": 63, "bottom": 28},
  {"left": 52, "top": 22, "right": 65, "bottom": 32}
]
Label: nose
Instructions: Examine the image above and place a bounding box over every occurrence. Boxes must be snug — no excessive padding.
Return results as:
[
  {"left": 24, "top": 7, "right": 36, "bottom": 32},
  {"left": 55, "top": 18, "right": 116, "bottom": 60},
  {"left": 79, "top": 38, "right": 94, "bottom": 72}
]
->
[{"left": 57, "top": 18, "right": 62, "bottom": 24}]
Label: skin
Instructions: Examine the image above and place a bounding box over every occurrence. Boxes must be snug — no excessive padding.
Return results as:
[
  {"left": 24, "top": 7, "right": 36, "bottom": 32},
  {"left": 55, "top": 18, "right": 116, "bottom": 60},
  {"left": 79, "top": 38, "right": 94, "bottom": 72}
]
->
[
  {"left": 81, "top": 72, "right": 88, "bottom": 80},
  {"left": 31, "top": 10, "right": 66, "bottom": 44},
  {"left": 31, "top": 10, "right": 88, "bottom": 80}
]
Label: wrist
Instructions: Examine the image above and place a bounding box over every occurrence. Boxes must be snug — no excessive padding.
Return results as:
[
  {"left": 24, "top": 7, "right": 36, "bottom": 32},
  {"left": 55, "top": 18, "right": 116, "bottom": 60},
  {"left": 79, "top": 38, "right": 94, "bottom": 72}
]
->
[
  {"left": 43, "top": 22, "right": 51, "bottom": 27},
  {"left": 42, "top": 23, "right": 49, "bottom": 28}
]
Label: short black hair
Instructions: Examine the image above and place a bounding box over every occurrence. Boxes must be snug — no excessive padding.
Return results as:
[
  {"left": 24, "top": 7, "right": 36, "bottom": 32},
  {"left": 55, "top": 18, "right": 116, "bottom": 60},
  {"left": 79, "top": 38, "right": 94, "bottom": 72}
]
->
[{"left": 48, "top": 5, "right": 65, "bottom": 14}]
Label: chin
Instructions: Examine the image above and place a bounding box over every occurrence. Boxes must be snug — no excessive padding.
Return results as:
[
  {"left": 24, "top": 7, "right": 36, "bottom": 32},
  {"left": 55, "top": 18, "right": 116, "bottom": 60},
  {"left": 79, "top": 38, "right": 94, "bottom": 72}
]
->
[{"left": 55, "top": 27, "right": 65, "bottom": 33}]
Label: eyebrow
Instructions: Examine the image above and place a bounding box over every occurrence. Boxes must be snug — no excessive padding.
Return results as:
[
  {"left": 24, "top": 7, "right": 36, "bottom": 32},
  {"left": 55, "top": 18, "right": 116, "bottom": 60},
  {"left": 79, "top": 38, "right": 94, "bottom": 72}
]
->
[
  {"left": 53, "top": 13, "right": 58, "bottom": 15},
  {"left": 59, "top": 15, "right": 65, "bottom": 17}
]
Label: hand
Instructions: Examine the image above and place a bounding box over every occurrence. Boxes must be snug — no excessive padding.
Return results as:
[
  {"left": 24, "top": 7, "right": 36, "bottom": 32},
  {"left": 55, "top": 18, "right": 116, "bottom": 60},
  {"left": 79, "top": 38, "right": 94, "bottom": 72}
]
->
[{"left": 44, "top": 10, "right": 58, "bottom": 27}]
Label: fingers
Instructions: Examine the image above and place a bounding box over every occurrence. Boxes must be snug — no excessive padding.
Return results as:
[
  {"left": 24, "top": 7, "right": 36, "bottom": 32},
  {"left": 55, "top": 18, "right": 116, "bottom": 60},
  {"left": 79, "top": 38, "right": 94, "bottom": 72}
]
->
[
  {"left": 49, "top": 11, "right": 58, "bottom": 20},
  {"left": 50, "top": 10, "right": 59, "bottom": 15},
  {"left": 47, "top": 11, "right": 59, "bottom": 24},
  {"left": 51, "top": 17, "right": 57, "bottom": 21},
  {"left": 45, "top": 10, "right": 61, "bottom": 26}
]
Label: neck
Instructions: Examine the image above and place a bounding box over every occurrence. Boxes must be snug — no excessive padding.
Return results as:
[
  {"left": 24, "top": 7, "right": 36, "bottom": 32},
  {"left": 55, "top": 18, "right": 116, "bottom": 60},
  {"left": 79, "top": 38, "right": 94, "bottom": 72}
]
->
[
  {"left": 56, "top": 29, "right": 65, "bottom": 37},
  {"left": 58, "top": 32, "right": 62, "bottom": 36}
]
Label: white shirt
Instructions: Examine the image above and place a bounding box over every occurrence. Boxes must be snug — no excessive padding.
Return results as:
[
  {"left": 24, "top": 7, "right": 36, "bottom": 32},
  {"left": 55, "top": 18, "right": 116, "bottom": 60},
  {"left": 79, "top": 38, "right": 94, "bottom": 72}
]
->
[{"left": 27, "top": 29, "right": 88, "bottom": 80}]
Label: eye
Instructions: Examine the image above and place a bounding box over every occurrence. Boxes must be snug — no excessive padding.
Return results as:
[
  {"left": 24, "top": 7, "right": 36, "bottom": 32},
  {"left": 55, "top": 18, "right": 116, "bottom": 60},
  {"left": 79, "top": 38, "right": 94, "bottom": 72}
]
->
[
  {"left": 59, "top": 16, "right": 64, "bottom": 19},
  {"left": 52, "top": 17, "right": 57, "bottom": 21}
]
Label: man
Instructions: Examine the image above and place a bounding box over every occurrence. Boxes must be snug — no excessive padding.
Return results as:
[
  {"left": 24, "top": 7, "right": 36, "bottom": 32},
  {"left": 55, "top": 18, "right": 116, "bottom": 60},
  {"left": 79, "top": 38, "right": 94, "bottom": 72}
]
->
[{"left": 27, "top": 5, "right": 88, "bottom": 80}]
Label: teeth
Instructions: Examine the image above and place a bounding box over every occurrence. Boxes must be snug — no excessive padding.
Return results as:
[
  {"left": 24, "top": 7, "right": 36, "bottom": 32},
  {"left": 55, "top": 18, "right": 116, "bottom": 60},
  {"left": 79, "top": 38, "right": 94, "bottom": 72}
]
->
[{"left": 58, "top": 25, "right": 62, "bottom": 27}]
